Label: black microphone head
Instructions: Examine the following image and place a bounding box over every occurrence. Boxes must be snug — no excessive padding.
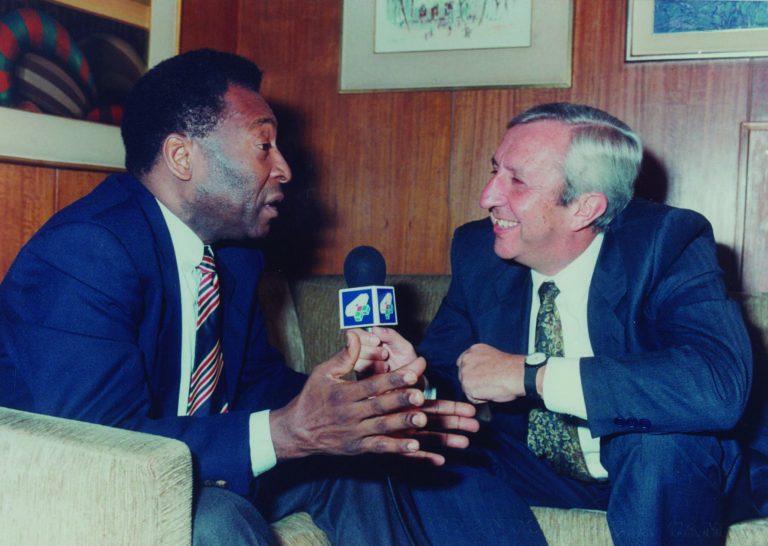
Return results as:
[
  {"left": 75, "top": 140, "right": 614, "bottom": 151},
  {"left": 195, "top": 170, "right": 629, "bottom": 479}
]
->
[{"left": 344, "top": 246, "right": 386, "bottom": 288}]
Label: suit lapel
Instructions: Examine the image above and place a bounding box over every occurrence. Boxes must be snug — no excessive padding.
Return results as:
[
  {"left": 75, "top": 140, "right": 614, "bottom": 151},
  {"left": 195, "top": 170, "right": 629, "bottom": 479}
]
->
[
  {"left": 121, "top": 175, "right": 184, "bottom": 416},
  {"left": 490, "top": 264, "right": 533, "bottom": 355}
]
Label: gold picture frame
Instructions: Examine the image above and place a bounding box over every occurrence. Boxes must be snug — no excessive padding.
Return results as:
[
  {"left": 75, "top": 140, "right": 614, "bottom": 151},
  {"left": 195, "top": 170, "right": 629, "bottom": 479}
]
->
[
  {"left": 627, "top": 0, "right": 768, "bottom": 62},
  {"left": 0, "top": 0, "right": 181, "bottom": 169},
  {"left": 339, "top": 0, "right": 573, "bottom": 92}
]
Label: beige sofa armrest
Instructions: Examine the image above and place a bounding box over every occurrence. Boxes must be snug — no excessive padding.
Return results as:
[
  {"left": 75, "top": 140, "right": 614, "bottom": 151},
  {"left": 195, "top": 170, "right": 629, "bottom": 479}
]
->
[{"left": 0, "top": 407, "right": 193, "bottom": 546}]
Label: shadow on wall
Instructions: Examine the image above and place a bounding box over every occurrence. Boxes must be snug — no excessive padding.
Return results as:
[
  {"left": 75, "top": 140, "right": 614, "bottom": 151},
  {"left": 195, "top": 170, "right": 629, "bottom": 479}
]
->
[
  {"left": 636, "top": 150, "right": 741, "bottom": 291},
  {"left": 258, "top": 102, "right": 332, "bottom": 278}
]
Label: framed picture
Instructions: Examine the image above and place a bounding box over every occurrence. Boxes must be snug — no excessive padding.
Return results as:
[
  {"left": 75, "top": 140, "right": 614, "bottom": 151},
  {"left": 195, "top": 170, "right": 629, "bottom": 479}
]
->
[
  {"left": 627, "top": 0, "right": 768, "bottom": 62},
  {"left": 0, "top": 0, "right": 181, "bottom": 169},
  {"left": 339, "top": 0, "right": 573, "bottom": 92}
]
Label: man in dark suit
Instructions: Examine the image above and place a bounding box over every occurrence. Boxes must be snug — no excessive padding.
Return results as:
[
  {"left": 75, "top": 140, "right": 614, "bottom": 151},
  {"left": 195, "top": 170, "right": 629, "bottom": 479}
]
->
[
  {"left": 0, "top": 49, "right": 479, "bottom": 545},
  {"left": 357, "top": 103, "right": 754, "bottom": 545}
]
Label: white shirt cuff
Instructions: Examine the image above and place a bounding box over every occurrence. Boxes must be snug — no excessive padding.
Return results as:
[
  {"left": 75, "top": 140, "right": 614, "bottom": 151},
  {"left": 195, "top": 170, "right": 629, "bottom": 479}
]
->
[
  {"left": 423, "top": 376, "right": 437, "bottom": 400},
  {"left": 541, "top": 356, "right": 588, "bottom": 420},
  {"left": 249, "top": 410, "right": 277, "bottom": 476}
]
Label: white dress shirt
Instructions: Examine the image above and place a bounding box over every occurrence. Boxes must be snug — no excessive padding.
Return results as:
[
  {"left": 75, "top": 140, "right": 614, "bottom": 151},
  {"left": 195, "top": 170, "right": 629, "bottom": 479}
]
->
[
  {"left": 157, "top": 199, "right": 277, "bottom": 476},
  {"left": 530, "top": 232, "right": 607, "bottom": 479}
]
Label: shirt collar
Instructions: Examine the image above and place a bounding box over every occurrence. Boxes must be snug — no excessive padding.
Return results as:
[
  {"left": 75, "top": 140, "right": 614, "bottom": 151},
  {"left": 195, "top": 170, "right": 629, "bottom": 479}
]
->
[{"left": 156, "top": 198, "right": 205, "bottom": 274}]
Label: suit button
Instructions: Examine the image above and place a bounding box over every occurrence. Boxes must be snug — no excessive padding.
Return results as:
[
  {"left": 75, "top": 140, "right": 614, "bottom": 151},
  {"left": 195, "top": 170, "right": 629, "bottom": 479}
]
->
[
  {"left": 202, "top": 480, "right": 228, "bottom": 489},
  {"left": 627, "top": 418, "right": 638, "bottom": 429},
  {"left": 639, "top": 419, "right": 651, "bottom": 430},
  {"left": 614, "top": 417, "right": 626, "bottom": 427}
]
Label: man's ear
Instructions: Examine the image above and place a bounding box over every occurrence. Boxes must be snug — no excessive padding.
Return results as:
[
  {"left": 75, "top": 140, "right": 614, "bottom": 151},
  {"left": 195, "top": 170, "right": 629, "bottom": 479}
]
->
[
  {"left": 571, "top": 192, "right": 608, "bottom": 232},
  {"left": 162, "top": 134, "right": 194, "bottom": 181}
]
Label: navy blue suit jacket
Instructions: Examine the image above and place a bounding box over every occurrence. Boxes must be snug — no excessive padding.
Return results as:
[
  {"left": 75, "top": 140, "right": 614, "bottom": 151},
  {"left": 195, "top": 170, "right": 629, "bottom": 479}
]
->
[
  {"left": 418, "top": 199, "right": 752, "bottom": 470},
  {"left": 0, "top": 173, "right": 307, "bottom": 496}
]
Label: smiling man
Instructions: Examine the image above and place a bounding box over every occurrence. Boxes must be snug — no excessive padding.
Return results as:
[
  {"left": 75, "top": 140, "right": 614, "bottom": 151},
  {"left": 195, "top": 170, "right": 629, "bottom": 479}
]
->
[
  {"left": 360, "top": 103, "right": 754, "bottom": 545},
  {"left": 0, "top": 49, "right": 479, "bottom": 545}
]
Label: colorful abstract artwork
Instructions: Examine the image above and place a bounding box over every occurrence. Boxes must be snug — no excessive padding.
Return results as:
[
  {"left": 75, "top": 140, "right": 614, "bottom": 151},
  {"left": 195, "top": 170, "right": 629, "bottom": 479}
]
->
[
  {"left": 627, "top": 0, "right": 768, "bottom": 61},
  {"left": 653, "top": 0, "right": 768, "bottom": 33}
]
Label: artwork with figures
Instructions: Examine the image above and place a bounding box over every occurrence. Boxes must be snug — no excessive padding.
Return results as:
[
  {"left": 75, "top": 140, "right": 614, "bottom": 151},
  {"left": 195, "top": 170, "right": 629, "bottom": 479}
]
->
[
  {"left": 0, "top": 0, "right": 149, "bottom": 127},
  {"left": 374, "top": 0, "right": 532, "bottom": 53}
]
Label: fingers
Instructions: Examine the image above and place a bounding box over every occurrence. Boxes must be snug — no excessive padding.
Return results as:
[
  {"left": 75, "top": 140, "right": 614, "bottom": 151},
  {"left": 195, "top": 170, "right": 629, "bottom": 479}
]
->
[
  {"left": 354, "top": 343, "right": 390, "bottom": 375},
  {"left": 420, "top": 399, "right": 477, "bottom": 417},
  {"left": 316, "top": 330, "right": 361, "bottom": 379},
  {"left": 349, "top": 365, "right": 421, "bottom": 402}
]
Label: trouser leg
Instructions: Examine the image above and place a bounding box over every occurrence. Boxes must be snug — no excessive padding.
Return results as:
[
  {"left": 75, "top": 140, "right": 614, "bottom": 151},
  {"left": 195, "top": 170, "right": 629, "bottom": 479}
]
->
[
  {"left": 193, "top": 486, "right": 274, "bottom": 546},
  {"left": 602, "top": 433, "right": 741, "bottom": 546},
  {"left": 253, "top": 454, "right": 414, "bottom": 546},
  {"left": 389, "top": 425, "right": 611, "bottom": 545}
]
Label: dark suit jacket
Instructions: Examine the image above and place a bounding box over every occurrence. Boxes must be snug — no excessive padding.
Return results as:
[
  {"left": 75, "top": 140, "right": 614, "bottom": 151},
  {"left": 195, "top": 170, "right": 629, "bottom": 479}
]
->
[
  {"left": 418, "top": 199, "right": 752, "bottom": 470},
  {"left": 0, "top": 173, "right": 307, "bottom": 496}
]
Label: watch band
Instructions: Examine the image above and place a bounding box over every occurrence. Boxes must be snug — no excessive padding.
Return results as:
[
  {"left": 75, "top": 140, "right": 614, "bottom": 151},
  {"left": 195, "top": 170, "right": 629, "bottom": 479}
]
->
[
  {"left": 524, "top": 364, "right": 542, "bottom": 398},
  {"left": 524, "top": 353, "right": 548, "bottom": 399}
]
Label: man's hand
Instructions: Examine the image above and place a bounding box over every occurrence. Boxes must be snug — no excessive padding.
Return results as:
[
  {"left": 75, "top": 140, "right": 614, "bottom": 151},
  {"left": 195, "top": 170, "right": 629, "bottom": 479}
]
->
[
  {"left": 457, "top": 343, "right": 529, "bottom": 404},
  {"left": 353, "top": 327, "right": 419, "bottom": 376},
  {"left": 270, "top": 331, "right": 478, "bottom": 465}
]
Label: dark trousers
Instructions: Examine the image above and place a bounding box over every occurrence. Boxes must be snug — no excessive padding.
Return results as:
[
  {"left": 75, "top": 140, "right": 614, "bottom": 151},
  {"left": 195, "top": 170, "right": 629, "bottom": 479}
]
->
[
  {"left": 390, "top": 425, "right": 748, "bottom": 546},
  {"left": 192, "top": 454, "right": 414, "bottom": 546}
]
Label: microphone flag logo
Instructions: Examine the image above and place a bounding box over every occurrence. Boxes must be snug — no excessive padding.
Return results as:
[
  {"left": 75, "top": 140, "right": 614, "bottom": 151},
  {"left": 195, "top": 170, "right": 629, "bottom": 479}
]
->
[{"left": 339, "top": 287, "right": 398, "bottom": 329}]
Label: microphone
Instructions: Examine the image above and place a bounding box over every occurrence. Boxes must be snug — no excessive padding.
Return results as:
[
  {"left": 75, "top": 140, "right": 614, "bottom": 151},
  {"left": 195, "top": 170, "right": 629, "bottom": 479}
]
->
[{"left": 339, "top": 246, "right": 398, "bottom": 329}]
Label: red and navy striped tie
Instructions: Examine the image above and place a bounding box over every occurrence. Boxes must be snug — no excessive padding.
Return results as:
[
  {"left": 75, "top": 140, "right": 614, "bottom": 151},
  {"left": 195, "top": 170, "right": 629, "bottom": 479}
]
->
[{"left": 187, "top": 246, "right": 228, "bottom": 415}]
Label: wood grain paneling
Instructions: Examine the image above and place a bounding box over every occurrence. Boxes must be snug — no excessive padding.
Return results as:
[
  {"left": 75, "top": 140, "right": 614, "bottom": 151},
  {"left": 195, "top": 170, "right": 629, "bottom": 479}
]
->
[
  {"left": 56, "top": 169, "right": 107, "bottom": 209},
  {"left": 180, "top": 0, "right": 239, "bottom": 54},
  {"left": 240, "top": 0, "right": 453, "bottom": 275},
  {"left": 0, "top": 163, "right": 56, "bottom": 276},
  {"left": 1, "top": 0, "right": 766, "bottom": 283},
  {"left": 234, "top": 0, "right": 761, "bottom": 277},
  {"left": 736, "top": 123, "right": 768, "bottom": 292}
]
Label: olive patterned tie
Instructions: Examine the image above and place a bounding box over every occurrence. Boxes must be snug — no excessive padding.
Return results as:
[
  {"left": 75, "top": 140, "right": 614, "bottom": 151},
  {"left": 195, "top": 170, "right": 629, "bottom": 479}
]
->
[{"left": 526, "top": 281, "right": 593, "bottom": 481}]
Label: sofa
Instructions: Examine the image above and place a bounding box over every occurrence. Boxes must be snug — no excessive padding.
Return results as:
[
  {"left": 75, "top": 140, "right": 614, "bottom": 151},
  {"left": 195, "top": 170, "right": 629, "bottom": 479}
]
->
[{"left": 2, "top": 272, "right": 768, "bottom": 545}]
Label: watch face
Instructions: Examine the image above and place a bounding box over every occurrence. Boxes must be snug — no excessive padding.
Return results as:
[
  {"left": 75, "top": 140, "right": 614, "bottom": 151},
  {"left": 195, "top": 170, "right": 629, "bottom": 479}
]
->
[{"left": 526, "top": 352, "right": 547, "bottom": 366}]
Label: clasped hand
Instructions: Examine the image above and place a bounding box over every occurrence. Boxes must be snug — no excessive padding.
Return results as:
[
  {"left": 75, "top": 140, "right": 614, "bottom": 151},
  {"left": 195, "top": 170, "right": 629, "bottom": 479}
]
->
[
  {"left": 270, "top": 329, "right": 478, "bottom": 466},
  {"left": 456, "top": 343, "right": 526, "bottom": 404}
]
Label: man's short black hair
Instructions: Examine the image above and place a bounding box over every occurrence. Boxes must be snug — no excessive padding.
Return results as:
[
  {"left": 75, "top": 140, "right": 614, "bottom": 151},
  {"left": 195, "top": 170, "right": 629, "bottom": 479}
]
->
[{"left": 121, "top": 48, "right": 263, "bottom": 178}]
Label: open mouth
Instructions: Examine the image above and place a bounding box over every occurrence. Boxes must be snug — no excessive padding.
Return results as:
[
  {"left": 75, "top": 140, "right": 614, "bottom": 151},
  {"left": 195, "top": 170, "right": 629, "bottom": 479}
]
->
[{"left": 490, "top": 213, "right": 519, "bottom": 230}]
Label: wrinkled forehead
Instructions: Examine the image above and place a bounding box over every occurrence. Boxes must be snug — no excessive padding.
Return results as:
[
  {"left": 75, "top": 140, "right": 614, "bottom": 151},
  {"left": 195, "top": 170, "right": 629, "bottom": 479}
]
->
[
  {"left": 495, "top": 120, "right": 573, "bottom": 169},
  {"left": 221, "top": 85, "right": 277, "bottom": 127}
]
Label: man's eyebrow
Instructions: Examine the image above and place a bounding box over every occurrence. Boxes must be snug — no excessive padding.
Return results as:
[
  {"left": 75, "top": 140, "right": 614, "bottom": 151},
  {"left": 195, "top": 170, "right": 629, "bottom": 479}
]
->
[
  {"left": 491, "top": 157, "right": 499, "bottom": 168},
  {"left": 251, "top": 117, "right": 277, "bottom": 128}
]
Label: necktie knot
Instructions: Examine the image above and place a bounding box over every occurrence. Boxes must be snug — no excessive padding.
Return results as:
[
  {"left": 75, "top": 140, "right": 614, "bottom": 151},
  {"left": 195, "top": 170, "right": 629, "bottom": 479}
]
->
[
  {"left": 538, "top": 281, "right": 559, "bottom": 305},
  {"left": 198, "top": 245, "right": 216, "bottom": 276}
]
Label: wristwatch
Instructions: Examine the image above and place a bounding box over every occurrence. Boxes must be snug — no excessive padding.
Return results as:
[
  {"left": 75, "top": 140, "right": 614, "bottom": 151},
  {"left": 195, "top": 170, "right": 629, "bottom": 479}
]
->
[{"left": 524, "top": 352, "right": 548, "bottom": 399}]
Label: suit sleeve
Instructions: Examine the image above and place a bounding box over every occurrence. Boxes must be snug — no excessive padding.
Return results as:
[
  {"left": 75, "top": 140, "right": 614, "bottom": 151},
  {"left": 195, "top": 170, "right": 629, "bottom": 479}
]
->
[
  {"left": 417, "top": 265, "right": 475, "bottom": 401},
  {"left": 0, "top": 221, "right": 257, "bottom": 496},
  {"left": 418, "top": 222, "right": 499, "bottom": 401},
  {"left": 581, "top": 208, "right": 752, "bottom": 438}
]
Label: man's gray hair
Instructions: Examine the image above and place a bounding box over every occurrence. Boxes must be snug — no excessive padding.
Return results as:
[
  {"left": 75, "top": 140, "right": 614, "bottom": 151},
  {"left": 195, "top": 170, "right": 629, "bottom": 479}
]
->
[{"left": 508, "top": 103, "right": 643, "bottom": 230}]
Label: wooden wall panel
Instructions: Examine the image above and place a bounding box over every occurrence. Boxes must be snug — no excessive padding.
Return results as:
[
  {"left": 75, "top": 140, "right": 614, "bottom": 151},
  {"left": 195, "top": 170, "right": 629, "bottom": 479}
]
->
[
  {"left": 235, "top": 0, "right": 761, "bottom": 277},
  {"left": 0, "top": 163, "right": 56, "bottom": 276},
  {"left": 736, "top": 123, "right": 768, "bottom": 292},
  {"left": 180, "top": 0, "right": 239, "bottom": 54},
  {"left": 56, "top": 169, "right": 108, "bottom": 209},
  {"left": 240, "top": 0, "right": 453, "bottom": 275},
  {"left": 1, "top": 0, "right": 766, "bottom": 283}
]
